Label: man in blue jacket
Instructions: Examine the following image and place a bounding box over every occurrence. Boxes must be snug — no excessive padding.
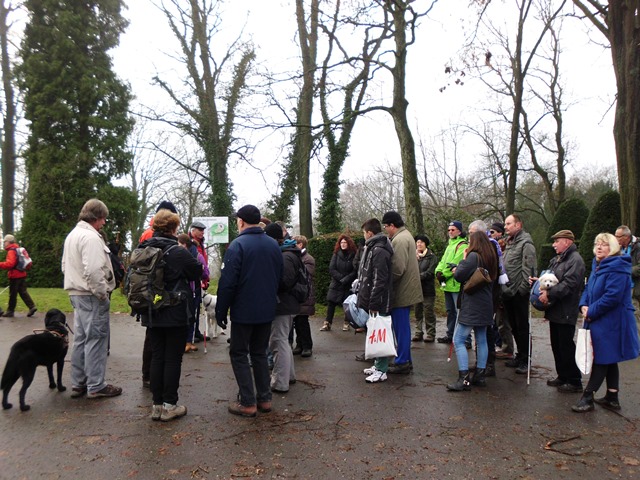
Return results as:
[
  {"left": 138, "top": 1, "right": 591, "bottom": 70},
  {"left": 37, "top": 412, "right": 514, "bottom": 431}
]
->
[{"left": 215, "top": 205, "right": 283, "bottom": 417}]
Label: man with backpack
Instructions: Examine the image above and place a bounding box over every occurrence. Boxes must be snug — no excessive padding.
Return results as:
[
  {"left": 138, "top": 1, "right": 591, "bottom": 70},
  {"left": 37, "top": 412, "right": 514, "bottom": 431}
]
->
[{"left": 0, "top": 234, "right": 37, "bottom": 317}]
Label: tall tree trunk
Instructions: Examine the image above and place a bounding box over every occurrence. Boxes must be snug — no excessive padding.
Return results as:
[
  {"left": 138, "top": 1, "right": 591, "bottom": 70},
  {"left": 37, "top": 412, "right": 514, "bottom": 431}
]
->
[{"left": 0, "top": 0, "right": 15, "bottom": 234}]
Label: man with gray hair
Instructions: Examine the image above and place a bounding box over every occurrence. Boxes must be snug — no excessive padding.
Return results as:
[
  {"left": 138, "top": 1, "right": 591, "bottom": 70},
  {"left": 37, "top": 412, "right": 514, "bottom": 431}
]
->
[
  {"left": 615, "top": 225, "right": 640, "bottom": 331},
  {"left": 62, "top": 199, "right": 121, "bottom": 399}
]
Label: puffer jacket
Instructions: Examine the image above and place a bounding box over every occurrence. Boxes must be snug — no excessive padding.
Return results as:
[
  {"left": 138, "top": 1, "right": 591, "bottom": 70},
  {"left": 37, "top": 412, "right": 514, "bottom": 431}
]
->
[
  {"left": 299, "top": 249, "right": 316, "bottom": 316},
  {"left": 435, "top": 236, "right": 468, "bottom": 292},
  {"left": 580, "top": 255, "right": 639, "bottom": 364},
  {"left": 139, "top": 234, "right": 203, "bottom": 328},
  {"left": 357, "top": 233, "right": 393, "bottom": 315},
  {"left": 276, "top": 240, "right": 303, "bottom": 316},
  {"left": 0, "top": 243, "right": 27, "bottom": 279},
  {"left": 326, "top": 249, "right": 357, "bottom": 304},
  {"left": 544, "top": 244, "right": 586, "bottom": 325},
  {"left": 501, "top": 229, "right": 537, "bottom": 298},
  {"left": 418, "top": 248, "right": 438, "bottom": 297},
  {"left": 389, "top": 226, "right": 423, "bottom": 308},
  {"left": 454, "top": 252, "right": 495, "bottom": 327}
]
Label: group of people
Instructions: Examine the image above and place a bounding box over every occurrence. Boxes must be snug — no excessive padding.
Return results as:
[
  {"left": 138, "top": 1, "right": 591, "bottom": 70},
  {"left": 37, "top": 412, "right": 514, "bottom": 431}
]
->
[{"left": 25, "top": 196, "right": 638, "bottom": 422}]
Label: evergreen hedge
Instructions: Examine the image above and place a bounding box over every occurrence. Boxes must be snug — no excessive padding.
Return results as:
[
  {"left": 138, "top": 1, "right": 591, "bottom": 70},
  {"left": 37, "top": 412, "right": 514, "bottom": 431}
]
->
[{"left": 578, "top": 190, "right": 621, "bottom": 273}]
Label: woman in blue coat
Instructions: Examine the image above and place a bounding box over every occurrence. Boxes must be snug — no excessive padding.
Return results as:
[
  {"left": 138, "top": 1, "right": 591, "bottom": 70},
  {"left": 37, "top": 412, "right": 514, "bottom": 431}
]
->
[{"left": 573, "top": 233, "right": 639, "bottom": 413}]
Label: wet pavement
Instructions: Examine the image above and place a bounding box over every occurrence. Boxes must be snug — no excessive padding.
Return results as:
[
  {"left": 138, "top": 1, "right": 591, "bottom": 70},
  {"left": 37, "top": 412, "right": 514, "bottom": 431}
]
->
[{"left": 1, "top": 311, "right": 639, "bottom": 479}]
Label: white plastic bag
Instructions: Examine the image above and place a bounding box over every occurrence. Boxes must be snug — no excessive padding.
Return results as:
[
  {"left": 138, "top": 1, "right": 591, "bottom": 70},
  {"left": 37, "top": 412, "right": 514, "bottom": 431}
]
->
[
  {"left": 575, "top": 326, "right": 593, "bottom": 375},
  {"left": 364, "top": 313, "right": 397, "bottom": 360}
]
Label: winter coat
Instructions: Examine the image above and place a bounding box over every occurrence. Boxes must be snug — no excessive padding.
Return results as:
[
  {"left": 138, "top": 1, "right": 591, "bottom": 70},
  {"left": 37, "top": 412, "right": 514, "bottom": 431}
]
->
[
  {"left": 62, "top": 220, "right": 115, "bottom": 301},
  {"left": 0, "top": 243, "right": 27, "bottom": 280},
  {"left": 140, "top": 234, "right": 203, "bottom": 329},
  {"left": 215, "top": 226, "right": 283, "bottom": 325},
  {"left": 299, "top": 249, "right": 316, "bottom": 316},
  {"left": 357, "top": 233, "right": 393, "bottom": 315},
  {"left": 389, "top": 226, "right": 423, "bottom": 308},
  {"left": 326, "top": 249, "right": 356, "bottom": 304},
  {"left": 417, "top": 248, "right": 438, "bottom": 298},
  {"left": 454, "top": 252, "right": 495, "bottom": 327},
  {"left": 276, "top": 241, "right": 303, "bottom": 316},
  {"left": 544, "top": 243, "right": 585, "bottom": 325},
  {"left": 435, "top": 236, "right": 468, "bottom": 293},
  {"left": 579, "top": 255, "right": 639, "bottom": 364},
  {"left": 501, "top": 229, "right": 537, "bottom": 298}
]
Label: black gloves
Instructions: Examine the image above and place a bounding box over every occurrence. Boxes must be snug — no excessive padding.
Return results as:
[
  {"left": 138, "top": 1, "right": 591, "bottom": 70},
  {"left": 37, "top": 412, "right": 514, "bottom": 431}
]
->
[
  {"left": 216, "top": 316, "right": 228, "bottom": 330},
  {"left": 436, "top": 272, "right": 444, "bottom": 284}
]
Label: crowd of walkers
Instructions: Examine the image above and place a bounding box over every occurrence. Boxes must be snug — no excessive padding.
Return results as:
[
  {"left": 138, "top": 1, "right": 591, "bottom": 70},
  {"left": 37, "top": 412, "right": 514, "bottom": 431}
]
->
[{"left": 52, "top": 198, "right": 640, "bottom": 421}]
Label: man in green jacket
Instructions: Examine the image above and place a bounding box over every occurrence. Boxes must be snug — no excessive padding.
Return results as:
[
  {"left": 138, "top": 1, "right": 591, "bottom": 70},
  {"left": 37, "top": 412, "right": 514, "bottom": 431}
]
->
[{"left": 435, "top": 221, "right": 468, "bottom": 344}]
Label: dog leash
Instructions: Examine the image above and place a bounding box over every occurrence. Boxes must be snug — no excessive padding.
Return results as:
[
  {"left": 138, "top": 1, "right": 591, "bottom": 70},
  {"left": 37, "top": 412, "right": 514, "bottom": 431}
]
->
[{"left": 0, "top": 285, "right": 9, "bottom": 296}]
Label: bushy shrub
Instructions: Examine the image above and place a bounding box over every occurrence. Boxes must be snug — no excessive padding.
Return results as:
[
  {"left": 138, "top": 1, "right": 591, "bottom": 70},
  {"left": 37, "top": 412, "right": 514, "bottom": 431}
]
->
[{"left": 579, "top": 190, "right": 621, "bottom": 273}]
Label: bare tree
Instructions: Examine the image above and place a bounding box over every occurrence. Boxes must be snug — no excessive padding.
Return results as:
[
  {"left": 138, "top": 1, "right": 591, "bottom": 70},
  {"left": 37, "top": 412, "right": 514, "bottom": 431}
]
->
[{"left": 572, "top": 0, "right": 640, "bottom": 231}]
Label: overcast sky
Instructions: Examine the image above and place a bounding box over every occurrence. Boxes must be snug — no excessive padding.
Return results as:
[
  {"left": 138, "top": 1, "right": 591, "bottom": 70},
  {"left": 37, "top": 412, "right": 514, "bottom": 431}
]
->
[{"left": 112, "top": 0, "right": 617, "bottom": 210}]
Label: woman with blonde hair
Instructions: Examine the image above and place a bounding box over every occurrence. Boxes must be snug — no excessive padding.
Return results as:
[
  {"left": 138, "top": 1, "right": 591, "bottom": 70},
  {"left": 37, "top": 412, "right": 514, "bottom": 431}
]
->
[{"left": 572, "top": 232, "right": 639, "bottom": 412}]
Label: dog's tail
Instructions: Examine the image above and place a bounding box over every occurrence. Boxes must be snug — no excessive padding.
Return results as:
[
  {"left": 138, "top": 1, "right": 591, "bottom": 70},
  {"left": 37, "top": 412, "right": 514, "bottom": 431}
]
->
[{"left": 0, "top": 351, "right": 19, "bottom": 391}]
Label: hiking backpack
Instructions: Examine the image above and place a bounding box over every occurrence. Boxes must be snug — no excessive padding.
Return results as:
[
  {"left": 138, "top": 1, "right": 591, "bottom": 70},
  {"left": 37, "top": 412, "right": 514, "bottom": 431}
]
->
[
  {"left": 124, "top": 244, "right": 179, "bottom": 316},
  {"left": 291, "top": 258, "right": 311, "bottom": 303},
  {"left": 14, "top": 247, "right": 33, "bottom": 272}
]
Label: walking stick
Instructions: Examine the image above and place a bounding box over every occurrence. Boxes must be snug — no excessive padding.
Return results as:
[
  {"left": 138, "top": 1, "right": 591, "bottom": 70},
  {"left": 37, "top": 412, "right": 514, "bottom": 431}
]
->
[
  {"left": 527, "top": 267, "right": 536, "bottom": 385},
  {"left": 0, "top": 285, "right": 9, "bottom": 296}
]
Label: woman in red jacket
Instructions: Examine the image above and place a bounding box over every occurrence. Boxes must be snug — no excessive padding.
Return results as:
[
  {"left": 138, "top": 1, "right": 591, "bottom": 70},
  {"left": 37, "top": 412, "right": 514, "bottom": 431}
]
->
[{"left": 0, "top": 235, "right": 37, "bottom": 317}]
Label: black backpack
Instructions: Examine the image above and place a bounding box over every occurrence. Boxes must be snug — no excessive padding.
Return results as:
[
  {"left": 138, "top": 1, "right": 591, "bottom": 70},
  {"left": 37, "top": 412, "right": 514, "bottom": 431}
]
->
[
  {"left": 124, "top": 243, "right": 180, "bottom": 318},
  {"left": 291, "top": 258, "right": 311, "bottom": 303}
]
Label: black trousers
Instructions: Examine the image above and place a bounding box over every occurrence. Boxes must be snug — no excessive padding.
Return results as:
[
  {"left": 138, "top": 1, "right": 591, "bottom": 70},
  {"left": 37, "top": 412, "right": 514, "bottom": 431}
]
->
[
  {"left": 293, "top": 315, "right": 313, "bottom": 350},
  {"left": 549, "top": 322, "right": 582, "bottom": 385},
  {"left": 149, "top": 325, "right": 188, "bottom": 405},
  {"left": 229, "top": 322, "right": 272, "bottom": 406},
  {"left": 586, "top": 363, "right": 619, "bottom": 393},
  {"left": 502, "top": 293, "right": 530, "bottom": 362},
  {"left": 7, "top": 277, "right": 35, "bottom": 312},
  {"left": 142, "top": 328, "right": 152, "bottom": 381}
]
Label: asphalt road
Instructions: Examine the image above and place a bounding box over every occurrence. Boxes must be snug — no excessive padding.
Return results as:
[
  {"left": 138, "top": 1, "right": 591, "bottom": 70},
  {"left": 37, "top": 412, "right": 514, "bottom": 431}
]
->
[{"left": 1, "top": 310, "right": 639, "bottom": 479}]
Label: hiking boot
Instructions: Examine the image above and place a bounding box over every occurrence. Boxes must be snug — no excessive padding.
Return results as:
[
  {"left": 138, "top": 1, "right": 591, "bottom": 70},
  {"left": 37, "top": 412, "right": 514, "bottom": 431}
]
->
[
  {"left": 546, "top": 377, "right": 564, "bottom": 387},
  {"left": 2, "top": 311, "right": 14, "bottom": 317},
  {"left": 437, "top": 335, "right": 452, "bottom": 344},
  {"left": 515, "top": 363, "right": 528, "bottom": 375},
  {"left": 151, "top": 404, "right": 162, "bottom": 421},
  {"left": 70, "top": 386, "right": 87, "bottom": 398},
  {"left": 424, "top": 335, "right": 435, "bottom": 343},
  {"left": 27, "top": 307, "right": 38, "bottom": 317},
  {"left": 365, "top": 370, "right": 387, "bottom": 383},
  {"left": 557, "top": 383, "right": 583, "bottom": 393},
  {"left": 319, "top": 321, "right": 331, "bottom": 331},
  {"left": 495, "top": 350, "right": 514, "bottom": 359},
  {"left": 292, "top": 345, "right": 303, "bottom": 355},
  {"left": 228, "top": 402, "right": 257, "bottom": 417},
  {"left": 594, "top": 391, "right": 621, "bottom": 411},
  {"left": 342, "top": 321, "right": 350, "bottom": 331},
  {"left": 447, "top": 370, "right": 471, "bottom": 391},
  {"left": 411, "top": 333, "right": 424, "bottom": 342},
  {"left": 363, "top": 365, "right": 378, "bottom": 375},
  {"left": 300, "top": 349, "right": 312, "bottom": 358},
  {"left": 387, "top": 362, "right": 412, "bottom": 374},
  {"left": 87, "top": 384, "right": 122, "bottom": 399},
  {"left": 571, "top": 392, "right": 594, "bottom": 413},
  {"left": 257, "top": 401, "right": 272, "bottom": 413},
  {"left": 505, "top": 357, "right": 520, "bottom": 368},
  {"left": 161, "top": 403, "right": 187, "bottom": 421}
]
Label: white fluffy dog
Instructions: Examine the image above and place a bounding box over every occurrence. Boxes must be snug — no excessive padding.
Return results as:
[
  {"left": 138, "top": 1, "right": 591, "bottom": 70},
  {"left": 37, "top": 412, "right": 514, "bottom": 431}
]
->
[
  {"left": 538, "top": 272, "right": 559, "bottom": 290},
  {"left": 201, "top": 293, "right": 225, "bottom": 337}
]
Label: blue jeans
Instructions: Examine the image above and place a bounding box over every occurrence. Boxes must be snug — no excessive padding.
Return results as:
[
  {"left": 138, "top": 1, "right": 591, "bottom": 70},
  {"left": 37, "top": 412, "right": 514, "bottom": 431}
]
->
[
  {"left": 453, "top": 323, "right": 488, "bottom": 371},
  {"left": 444, "top": 291, "right": 459, "bottom": 338},
  {"left": 229, "top": 322, "right": 272, "bottom": 406},
  {"left": 392, "top": 306, "right": 412, "bottom": 365},
  {"left": 69, "top": 295, "right": 110, "bottom": 393}
]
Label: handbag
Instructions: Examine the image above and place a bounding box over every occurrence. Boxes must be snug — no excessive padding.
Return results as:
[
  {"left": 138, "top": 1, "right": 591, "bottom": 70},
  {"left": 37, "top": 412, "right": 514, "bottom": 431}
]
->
[
  {"left": 575, "top": 323, "right": 593, "bottom": 375},
  {"left": 463, "top": 257, "right": 492, "bottom": 294},
  {"left": 364, "top": 313, "right": 397, "bottom": 359}
]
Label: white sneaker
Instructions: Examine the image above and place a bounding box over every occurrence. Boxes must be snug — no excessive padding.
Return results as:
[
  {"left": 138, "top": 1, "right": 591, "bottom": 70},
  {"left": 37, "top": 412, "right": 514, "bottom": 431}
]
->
[
  {"left": 363, "top": 365, "right": 377, "bottom": 375},
  {"left": 365, "top": 370, "right": 387, "bottom": 383},
  {"left": 160, "top": 403, "right": 187, "bottom": 422},
  {"left": 150, "top": 404, "right": 162, "bottom": 421}
]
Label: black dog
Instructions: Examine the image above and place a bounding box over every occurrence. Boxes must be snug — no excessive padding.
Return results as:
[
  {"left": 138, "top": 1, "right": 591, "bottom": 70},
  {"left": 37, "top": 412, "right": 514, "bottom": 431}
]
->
[{"left": 1, "top": 309, "right": 70, "bottom": 411}]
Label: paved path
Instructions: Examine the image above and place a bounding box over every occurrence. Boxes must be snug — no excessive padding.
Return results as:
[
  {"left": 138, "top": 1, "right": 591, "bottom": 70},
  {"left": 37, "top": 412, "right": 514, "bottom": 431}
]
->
[{"left": 1, "top": 311, "right": 639, "bottom": 479}]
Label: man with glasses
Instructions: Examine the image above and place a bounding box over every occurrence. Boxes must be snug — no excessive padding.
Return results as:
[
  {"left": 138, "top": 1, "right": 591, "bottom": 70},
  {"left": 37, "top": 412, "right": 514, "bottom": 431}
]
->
[
  {"left": 615, "top": 225, "right": 640, "bottom": 331},
  {"left": 435, "top": 221, "right": 468, "bottom": 345}
]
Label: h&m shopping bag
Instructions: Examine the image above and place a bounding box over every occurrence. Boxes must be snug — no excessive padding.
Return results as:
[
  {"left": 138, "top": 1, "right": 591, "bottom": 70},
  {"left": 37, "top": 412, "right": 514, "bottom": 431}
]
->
[
  {"left": 575, "top": 324, "right": 593, "bottom": 375},
  {"left": 365, "top": 313, "right": 397, "bottom": 360}
]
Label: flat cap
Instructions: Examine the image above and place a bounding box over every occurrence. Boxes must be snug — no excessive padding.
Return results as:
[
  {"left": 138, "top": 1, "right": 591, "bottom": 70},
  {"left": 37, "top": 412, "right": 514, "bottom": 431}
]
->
[
  {"left": 551, "top": 229, "right": 575, "bottom": 241},
  {"left": 234, "top": 204, "right": 261, "bottom": 225}
]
